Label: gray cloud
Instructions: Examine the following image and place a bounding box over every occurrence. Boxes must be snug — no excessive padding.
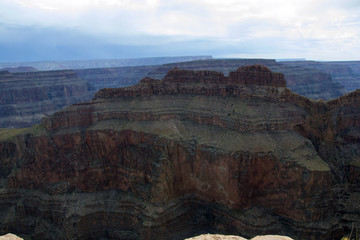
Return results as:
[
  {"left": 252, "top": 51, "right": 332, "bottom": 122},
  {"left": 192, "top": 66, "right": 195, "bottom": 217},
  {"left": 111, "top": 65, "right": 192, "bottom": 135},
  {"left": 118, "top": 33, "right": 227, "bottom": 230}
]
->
[{"left": 0, "top": 0, "right": 359, "bottom": 61}]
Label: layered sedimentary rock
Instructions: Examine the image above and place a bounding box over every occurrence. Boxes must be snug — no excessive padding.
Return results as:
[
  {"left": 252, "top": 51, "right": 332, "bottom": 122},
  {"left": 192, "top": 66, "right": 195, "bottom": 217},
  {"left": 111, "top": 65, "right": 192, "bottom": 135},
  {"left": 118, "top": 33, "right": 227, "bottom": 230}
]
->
[
  {"left": 281, "top": 61, "right": 360, "bottom": 93},
  {"left": 0, "top": 70, "right": 95, "bottom": 128},
  {"left": 77, "top": 59, "right": 345, "bottom": 100},
  {"left": 0, "top": 65, "right": 359, "bottom": 240},
  {"left": 0, "top": 233, "right": 23, "bottom": 240},
  {"left": 0, "top": 59, "right": 348, "bottom": 129},
  {"left": 0, "top": 57, "right": 211, "bottom": 128}
]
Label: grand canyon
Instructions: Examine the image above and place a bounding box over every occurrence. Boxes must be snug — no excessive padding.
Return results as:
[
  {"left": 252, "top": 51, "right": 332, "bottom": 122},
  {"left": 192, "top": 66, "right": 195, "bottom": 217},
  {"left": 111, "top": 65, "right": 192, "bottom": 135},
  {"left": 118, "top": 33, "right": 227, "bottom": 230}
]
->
[
  {"left": 1, "top": 63, "right": 360, "bottom": 239},
  {"left": 2, "top": 58, "right": 359, "bottom": 129}
]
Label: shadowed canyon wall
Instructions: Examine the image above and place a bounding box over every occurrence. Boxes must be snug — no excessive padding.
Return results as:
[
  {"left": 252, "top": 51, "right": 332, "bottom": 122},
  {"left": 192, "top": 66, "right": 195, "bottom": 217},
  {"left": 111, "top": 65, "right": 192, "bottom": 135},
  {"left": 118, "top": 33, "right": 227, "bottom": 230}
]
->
[{"left": 280, "top": 61, "right": 360, "bottom": 93}]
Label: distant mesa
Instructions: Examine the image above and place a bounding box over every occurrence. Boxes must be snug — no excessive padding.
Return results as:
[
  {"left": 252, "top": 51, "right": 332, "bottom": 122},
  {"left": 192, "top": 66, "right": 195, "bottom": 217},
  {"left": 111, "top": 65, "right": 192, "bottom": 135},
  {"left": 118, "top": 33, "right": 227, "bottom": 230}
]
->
[
  {"left": 164, "top": 65, "right": 285, "bottom": 86},
  {"left": 0, "top": 56, "right": 213, "bottom": 71},
  {"left": 0, "top": 66, "right": 38, "bottom": 73},
  {"left": 95, "top": 65, "right": 286, "bottom": 99}
]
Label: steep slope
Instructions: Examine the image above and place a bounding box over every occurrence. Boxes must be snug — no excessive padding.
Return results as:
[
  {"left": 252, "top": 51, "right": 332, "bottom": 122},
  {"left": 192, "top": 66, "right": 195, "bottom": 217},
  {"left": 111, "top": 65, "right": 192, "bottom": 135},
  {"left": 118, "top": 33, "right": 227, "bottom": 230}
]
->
[
  {"left": 0, "top": 57, "right": 212, "bottom": 128},
  {"left": 76, "top": 65, "right": 157, "bottom": 90},
  {"left": 0, "top": 70, "right": 95, "bottom": 128},
  {"left": 0, "top": 65, "right": 358, "bottom": 240},
  {"left": 161, "top": 59, "right": 346, "bottom": 100}
]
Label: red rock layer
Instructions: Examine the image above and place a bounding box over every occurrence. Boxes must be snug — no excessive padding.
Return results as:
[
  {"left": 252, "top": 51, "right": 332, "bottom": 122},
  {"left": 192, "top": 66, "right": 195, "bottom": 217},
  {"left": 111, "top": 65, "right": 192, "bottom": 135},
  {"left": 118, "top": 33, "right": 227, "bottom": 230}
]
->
[
  {"left": 94, "top": 65, "right": 286, "bottom": 99},
  {"left": 0, "top": 65, "right": 358, "bottom": 240}
]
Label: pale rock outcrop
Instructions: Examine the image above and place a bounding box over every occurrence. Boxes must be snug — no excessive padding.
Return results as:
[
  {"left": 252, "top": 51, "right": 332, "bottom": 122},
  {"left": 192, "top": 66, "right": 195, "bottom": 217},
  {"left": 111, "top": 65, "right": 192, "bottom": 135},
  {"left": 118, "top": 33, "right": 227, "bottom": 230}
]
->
[
  {"left": 186, "top": 234, "right": 294, "bottom": 240},
  {"left": 0, "top": 234, "right": 23, "bottom": 240}
]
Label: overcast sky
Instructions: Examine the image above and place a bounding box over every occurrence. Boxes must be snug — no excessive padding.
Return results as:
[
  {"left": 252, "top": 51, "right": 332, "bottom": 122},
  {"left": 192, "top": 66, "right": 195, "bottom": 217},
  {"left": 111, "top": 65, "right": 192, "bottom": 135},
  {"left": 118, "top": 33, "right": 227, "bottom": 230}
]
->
[{"left": 1, "top": 0, "right": 359, "bottom": 62}]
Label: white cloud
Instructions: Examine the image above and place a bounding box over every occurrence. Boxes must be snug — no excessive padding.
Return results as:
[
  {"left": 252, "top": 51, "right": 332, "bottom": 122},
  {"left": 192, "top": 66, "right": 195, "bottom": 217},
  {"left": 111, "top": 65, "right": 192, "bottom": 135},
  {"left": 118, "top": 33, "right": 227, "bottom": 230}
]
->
[{"left": 0, "top": 0, "right": 360, "bottom": 60}]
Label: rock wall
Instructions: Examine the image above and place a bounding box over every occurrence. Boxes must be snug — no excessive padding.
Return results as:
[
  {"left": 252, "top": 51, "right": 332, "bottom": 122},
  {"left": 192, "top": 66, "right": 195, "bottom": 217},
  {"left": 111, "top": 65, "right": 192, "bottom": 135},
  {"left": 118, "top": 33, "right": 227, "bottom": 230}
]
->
[
  {"left": 0, "top": 66, "right": 359, "bottom": 239},
  {"left": 77, "top": 59, "right": 345, "bottom": 100},
  {"left": 0, "top": 59, "right": 351, "bottom": 129}
]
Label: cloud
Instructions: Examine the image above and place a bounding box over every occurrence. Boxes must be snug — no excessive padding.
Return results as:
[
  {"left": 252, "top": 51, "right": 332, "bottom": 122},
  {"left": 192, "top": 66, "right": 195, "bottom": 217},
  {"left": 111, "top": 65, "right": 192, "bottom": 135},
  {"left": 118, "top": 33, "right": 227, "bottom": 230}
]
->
[
  {"left": 32, "top": 2, "right": 58, "bottom": 10},
  {"left": 0, "top": 0, "right": 359, "bottom": 61}
]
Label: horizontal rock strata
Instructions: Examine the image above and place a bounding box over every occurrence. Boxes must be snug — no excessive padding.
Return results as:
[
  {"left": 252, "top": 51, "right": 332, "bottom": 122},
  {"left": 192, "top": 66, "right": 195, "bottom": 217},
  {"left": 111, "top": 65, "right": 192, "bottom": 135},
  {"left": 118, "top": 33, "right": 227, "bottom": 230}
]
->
[
  {"left": 0, "top": 65, "right": 359, "bottom": 239},
  {"left": 0, "top": 70, "right": 95, "bottom": 128}
]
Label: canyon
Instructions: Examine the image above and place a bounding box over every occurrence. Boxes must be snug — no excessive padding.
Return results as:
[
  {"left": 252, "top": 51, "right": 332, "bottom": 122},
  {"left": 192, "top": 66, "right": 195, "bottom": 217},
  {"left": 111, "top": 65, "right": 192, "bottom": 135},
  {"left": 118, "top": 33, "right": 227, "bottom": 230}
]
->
[
  {"left": 2, "top": 58, "right": 357, "bottom": 128},
  {"left": 0, "top": 70, "right": 95, "bottom": 128},
  {"left": 0, "top": 65, "right": 359, "bottom": 239}
]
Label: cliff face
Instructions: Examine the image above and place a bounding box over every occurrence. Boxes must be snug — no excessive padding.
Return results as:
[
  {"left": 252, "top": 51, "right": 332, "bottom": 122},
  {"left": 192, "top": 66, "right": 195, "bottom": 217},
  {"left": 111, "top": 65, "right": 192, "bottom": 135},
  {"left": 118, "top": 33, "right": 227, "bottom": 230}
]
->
[
  {"left": 0, "top": 59, "right": 349, "bottom": 129},
  {"left": 0, "top": 58, "right": 211, "bottom": 128},
  {"left": 0, "top": 56, "right": 212, "bottom": 71},
  {"left": 0, "top": 70, "right": 95, "bottom": 128},
  {"left": 0, "top": 66, "right": 358, "bottom": 240},
  {"left": 281, "top": 61, "right": 360, "bottom": 93},
  {"left": 76, "top": 59, "right": 345, "bottom": 100}
]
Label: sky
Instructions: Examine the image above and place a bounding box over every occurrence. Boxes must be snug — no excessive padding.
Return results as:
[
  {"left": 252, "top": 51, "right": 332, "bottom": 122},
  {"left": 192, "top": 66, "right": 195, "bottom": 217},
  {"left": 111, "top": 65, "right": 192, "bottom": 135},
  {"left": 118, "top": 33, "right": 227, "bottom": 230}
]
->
[{"left": 0, "top": 0, "right": 359, "bottom": 62}]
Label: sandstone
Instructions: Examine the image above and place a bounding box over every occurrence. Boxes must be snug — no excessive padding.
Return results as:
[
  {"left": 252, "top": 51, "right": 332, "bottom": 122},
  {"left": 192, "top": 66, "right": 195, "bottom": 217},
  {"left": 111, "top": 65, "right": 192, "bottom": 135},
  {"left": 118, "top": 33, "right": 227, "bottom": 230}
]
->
[
  {"left": 1, "top": 59, "right": 353, "bottom": 129},
  {"left": 93, "top": 65, "right": 286, "bottom": 101},
  {"left": 0, "top": 65, "right": 358, "bottom": 239},
  {"left": 0, "top": 234, "right": 23, "bottom": 240},
  {"left": 0, "top": 70, "right": 95, "bottom": 128}
]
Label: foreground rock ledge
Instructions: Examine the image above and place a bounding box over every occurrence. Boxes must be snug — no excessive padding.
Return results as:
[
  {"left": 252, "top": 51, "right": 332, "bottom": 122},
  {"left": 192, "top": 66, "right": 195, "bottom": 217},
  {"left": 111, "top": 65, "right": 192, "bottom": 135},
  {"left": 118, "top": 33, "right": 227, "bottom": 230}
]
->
[
  {"left": 0, "top": 234, "right": 23, "bottom": 240},
  {"left": 186, "top": 234, "right": 294, "bottom": 240},
  {"left": 1, "top": 65, "right": 360, "bottom": 239}
]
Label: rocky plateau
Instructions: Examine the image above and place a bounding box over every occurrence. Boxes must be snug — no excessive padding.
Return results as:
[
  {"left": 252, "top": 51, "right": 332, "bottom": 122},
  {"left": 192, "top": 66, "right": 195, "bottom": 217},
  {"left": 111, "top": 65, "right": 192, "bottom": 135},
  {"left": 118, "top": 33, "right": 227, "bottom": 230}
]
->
[
  {"left": 0, "top": 65, "right": 360, "bottom": 239},
  {"left": 77, "top": 59, "right": 347, "bottom": 100},
  {"left": 280, "top": 61, "right": 360, "bottom": 94}
]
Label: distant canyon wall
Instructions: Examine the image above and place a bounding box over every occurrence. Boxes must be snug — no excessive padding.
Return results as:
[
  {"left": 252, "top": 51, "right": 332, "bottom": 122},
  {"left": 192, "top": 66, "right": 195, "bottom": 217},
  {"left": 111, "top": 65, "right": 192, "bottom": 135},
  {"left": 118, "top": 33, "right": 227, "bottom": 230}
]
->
[
  {"left": 0, "top": 70, "right": 95, "bottom": 128},
  {"left": 1, "top": 58, "right": 360, "bottom": 128}
]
